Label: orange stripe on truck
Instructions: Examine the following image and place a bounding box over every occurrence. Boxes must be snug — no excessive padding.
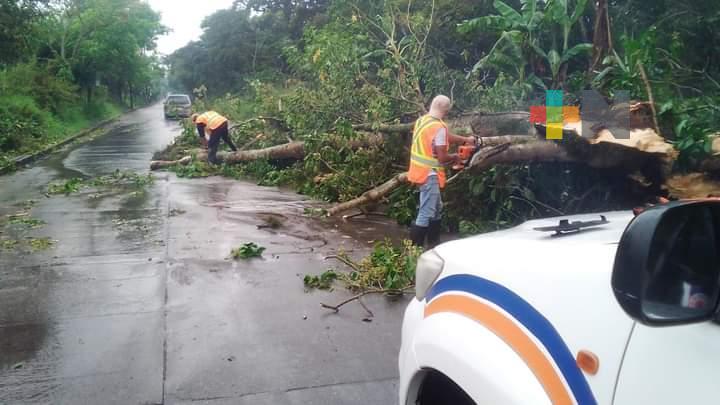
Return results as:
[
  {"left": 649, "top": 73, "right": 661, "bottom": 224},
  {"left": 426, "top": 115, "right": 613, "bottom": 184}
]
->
[{"left": 425, "top": 294, "right": 573, "bottom": 405}]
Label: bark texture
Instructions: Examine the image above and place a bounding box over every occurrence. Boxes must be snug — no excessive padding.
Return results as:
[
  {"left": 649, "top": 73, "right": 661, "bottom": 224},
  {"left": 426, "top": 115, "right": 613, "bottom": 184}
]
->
[
  {"left": 326, "top": 173, "right": 409, "bottom": 217},
  {"left": 149, "top": 156, "right": 192, "bottom": 170}
]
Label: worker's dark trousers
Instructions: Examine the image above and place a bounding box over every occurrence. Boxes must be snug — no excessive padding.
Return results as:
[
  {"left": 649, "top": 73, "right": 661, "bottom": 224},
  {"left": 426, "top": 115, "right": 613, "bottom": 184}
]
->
[{"left": 207, "top": 122, "right": 237, "bottom": 164}]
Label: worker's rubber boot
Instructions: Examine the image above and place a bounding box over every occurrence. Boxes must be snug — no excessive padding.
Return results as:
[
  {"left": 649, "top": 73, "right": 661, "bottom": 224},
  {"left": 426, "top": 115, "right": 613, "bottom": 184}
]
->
[
  {"left": 427, "top": 220, "right": 442, "bottom": 249},
  {"left": 410, "top": 224, "right": 428, "bottom": 248}
]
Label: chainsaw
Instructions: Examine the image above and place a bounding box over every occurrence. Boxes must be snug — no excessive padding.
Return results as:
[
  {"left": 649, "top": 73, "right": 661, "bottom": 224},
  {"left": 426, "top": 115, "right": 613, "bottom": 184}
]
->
[{"left": 452, "top": 136, "right": 482, "bottom": 171}]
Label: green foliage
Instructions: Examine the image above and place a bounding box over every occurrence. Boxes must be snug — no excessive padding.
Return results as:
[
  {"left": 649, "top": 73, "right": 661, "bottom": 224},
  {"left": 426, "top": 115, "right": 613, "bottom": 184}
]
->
[
  {"left": 47, "top": 178, "right": 83, "bottom": 195},
  {"left": 0, "top": 239, "right": 20, "bottom": 250},
  {"left": 356, "top": 240, "right": 421, "bottom": 291},
  {"left": 1, "top": 0, "right": 167, "bottom": 162},
  {"left": 0, "top": 62, "right": 78, "bottom": 113},
  {"left": 231, "top": 242, "right": 266, "bottom": 259},
  {"left": 661, "top": 97, "right": 720, "bottom": 167},
  {"left": 28, "top": 237, "right": 55, "bottom": 252},
  {"left": 0, "top": 95, "right": 50, "bottom": 153},
  {"left": 0, "top": 237, "right": 55, "bottom": 253},
  {"left": 1, "top": 201, "right": 44, "bottom": 233},
  {"left": 6, "top": 215, "right": 46, "bottom": 229},
  {"left": 173, "top": 162, "right": 215, "bottom": 178},
  {"left": 39, "top": 0, "right": 167, "bottom": 104},
  {"left": 592, "top": 23, "right": 720, "bottom": 169},
  {"left": 47, "top": 171, "right": 154, "bottom": 195},
  {"left": 303, "top": 270, "right": 338, "bottom": 290},
  {"left": 385, "top": 186, "right": 418, "bottom": 226},
  {"left": 316, "top": 240, "right": 422, "bottom": 292},
  {"left": 0, "top": 61, "right": 123, "bottom": 166},
  {"left": 158, "top": 0, "right": 720, "bottom": 236},
  {"left": 593, "top": 30, "right": 661, "bottom": 98},
  {"left": 0, "top": 0, "right": 46, "bottom": 64},
  {"left": 460, "top": 0, "right": 592, "bottom": 87}
]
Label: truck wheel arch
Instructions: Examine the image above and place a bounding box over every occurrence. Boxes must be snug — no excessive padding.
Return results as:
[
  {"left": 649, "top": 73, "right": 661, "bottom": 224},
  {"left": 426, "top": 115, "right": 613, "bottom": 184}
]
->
[
  {"left": 414, "top": 369, "right": 475, "bottom": 405},
  {"left": 409, "top": 313, "right": 552, "bottom": 405}
]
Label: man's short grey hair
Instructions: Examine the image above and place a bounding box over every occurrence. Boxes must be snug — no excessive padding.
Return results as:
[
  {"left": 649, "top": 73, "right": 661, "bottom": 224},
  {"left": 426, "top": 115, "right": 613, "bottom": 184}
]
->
[{"left": 430, "top": 95, "right": 452, "bottom": 113}]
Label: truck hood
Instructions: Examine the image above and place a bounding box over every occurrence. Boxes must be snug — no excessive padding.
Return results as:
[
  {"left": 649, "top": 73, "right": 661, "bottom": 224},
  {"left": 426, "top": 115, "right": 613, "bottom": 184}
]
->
[{"left": 431, "top": 210, "right": 636, "bottom": 404}]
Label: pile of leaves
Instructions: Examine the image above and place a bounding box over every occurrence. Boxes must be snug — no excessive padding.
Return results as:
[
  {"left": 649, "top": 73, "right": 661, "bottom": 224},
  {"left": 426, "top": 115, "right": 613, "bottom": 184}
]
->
[
  {"left": 305, "top": 239, "right": 421, "bottom": 293},
  {"left": 0, "top": 200, "right": 55, "bottom": 253},
  {"left": 47, "top": 170, "right": 155, "bottom": 196},
  {"left": 6, "top": 214, "right": 45, "bottom": 229}
]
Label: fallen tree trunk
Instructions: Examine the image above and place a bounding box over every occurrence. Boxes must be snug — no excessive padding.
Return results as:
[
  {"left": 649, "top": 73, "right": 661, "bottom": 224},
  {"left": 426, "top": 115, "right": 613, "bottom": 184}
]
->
[
  {"left": 149, "top": 134, "right": 531, "bottom": 170},
  {"left": 352, "top": 111, "right": 533, "bottom": 136},
  {"left": 149, "top": 156, "right": 191, "bottom": 171},
  {"left": 479, "top": 135, "right": 534, "bottom": 146},
  {"left": 352, "top": 123, "right": 413, "bottom": 133},
  {"left": 327, "top": 142, "right": 574, "bottom": 217},
  {"left": 469, "top": 142, "right": 572, "bottom": 169},
  {"left": 149, "top": 142, "right": 306, "bottom": 170},
  {"left": 213, "top": 141, "right": 306, "bottom": 164},
  {"left": 327, "top": 172, "right": 409, "bottom": 216},
  {"left": 327, "top": 128, "right": 676, "bottom": 216}
]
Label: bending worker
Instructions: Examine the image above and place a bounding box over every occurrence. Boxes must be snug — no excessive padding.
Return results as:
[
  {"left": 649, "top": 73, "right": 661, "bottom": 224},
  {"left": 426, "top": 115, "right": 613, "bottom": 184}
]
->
[
  {"left": 408, "top": 95, "right": 476, "bottom": 248},
  {"left": 191, "top": 111, "right": 237, "bottom": 164}
]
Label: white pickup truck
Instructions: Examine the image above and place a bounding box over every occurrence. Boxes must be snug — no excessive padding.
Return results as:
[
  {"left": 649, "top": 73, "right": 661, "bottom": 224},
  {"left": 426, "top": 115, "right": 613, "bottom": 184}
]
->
[{"left": 399, "top": 201, "right": 720, "bottom": 405}]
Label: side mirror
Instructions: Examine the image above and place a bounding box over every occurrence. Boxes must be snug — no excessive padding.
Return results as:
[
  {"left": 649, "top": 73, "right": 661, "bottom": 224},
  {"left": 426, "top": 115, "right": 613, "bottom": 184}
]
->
[{"left": 612, "top": 200, "right": 720, "bottom": 326}]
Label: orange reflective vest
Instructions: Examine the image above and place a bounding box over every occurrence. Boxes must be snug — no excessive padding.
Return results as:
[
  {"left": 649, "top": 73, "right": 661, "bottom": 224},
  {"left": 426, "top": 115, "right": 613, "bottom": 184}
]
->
[
  {"left": 408, "top": 115, "right": 448, "bottom": 188},
  {"left": 196, "top": 111, "right": 228, "bottom": 131}
]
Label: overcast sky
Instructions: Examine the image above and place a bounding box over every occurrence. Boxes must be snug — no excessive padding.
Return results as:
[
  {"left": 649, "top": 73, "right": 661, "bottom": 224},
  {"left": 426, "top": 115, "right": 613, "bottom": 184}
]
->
[{"left": 148, "top": 0, "right": 236, "bottom": 56}]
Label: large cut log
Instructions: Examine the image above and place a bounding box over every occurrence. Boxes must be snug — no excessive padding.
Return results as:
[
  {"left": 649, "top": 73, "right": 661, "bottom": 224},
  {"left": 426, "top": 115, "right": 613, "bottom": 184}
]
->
[
  {"left": 149, "top": 156, "right": 192, "bottom": 170},
  {"left": 479, "top": 135, "right": 534, "bottom": 146},
  {"left": 469, "top": 142, "right": 572, "bottom": 169},
  {"left": 149, "top": 142, "right": 306, "bottom": 170},
  {"left": 212, "top": 141, "right": 306, "bottom": 163},
  {"left": 328, "top": 127, "right": 677, "bottom": 216}
]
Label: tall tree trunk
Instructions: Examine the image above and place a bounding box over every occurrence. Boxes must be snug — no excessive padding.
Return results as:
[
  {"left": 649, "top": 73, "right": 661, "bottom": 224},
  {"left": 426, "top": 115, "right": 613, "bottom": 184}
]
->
[
  {"left": 590, "top": 0, "right": 613, "bottom": 72},
  {"left": 129, "top": 82, "right": 134, "bottom": 109}
]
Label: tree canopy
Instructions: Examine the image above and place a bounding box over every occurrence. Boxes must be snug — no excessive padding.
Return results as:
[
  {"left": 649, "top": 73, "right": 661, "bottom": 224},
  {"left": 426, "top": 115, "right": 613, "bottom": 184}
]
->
[
  {"left": 1, "top": 0, "right": 167, "bottom": 166},
  {"left": 160, "top": 0, "right": 720, "bottom": 231}
]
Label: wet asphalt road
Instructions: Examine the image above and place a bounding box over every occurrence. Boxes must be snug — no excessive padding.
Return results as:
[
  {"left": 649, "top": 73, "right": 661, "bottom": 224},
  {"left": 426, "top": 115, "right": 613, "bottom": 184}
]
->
[{"left": 0, "top": 104, "right": 408, "bottom": 404}]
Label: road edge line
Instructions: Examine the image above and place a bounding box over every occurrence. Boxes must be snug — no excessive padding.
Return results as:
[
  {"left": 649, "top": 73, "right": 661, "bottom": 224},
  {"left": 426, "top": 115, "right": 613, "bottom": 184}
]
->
[{"left": 0, "top": 107, "right": 140, "bottom": 176}]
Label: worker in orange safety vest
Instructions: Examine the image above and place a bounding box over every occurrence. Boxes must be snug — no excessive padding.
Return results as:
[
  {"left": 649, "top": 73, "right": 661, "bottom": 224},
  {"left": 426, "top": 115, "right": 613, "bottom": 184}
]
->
[
  {"left": 408, "top": 95, "right": 476, "bottom": 248},
  {"left": 191, "top": 111, "right": 237, "bottom": 164}
]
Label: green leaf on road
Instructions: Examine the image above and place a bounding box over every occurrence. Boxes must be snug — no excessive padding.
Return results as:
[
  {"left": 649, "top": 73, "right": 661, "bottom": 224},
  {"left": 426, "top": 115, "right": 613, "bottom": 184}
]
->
[
  {"left": 231, "top": 242, "right": 266, "bottom": 259},
  {"left": 304, "top": 270, "right": 338, "bottom": 290}
]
